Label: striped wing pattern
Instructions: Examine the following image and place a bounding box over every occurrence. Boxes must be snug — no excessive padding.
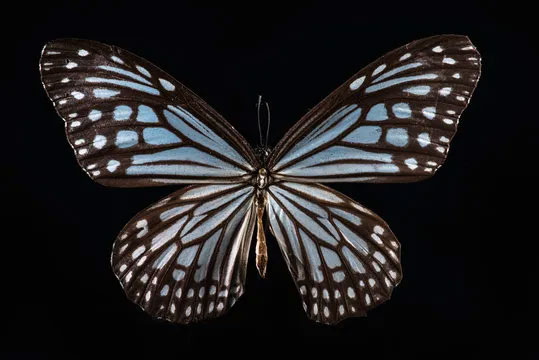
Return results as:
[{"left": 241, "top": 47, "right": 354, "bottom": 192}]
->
[
  {"left": 268, "top": 35, "right": 481, "bottom": 183},
  {"left": 40, "top": 35, "right": 480, "bottom": 325},
  {"left": 111, "top": 184, "right": 256, "bottom": 323},
  {"left": 266, "top": 182, "right": 402, "bottom": 324},
  {"left": 40, "top": 39, "right": 257, "bottom": 187}
]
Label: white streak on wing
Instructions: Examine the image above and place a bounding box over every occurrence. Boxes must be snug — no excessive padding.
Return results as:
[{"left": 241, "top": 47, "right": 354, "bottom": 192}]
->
[
  {"left": 334, "top": 219, "right": 369, "bottom": 255},
  {"left": 281, "top": 182, "right": 343, "bottom": 203},
  {"left": 194, "top": 187, "right": 252, "bottom": 216},
  {"left": 211, "top": 200, "right": 252, "bottom": 281},
  {"left": 271, "top": 185, "right": 327, "bottom": 218},
  {"left": 129, "top": 147, "right": 245, "bottom": 176},
  {"left": 93, "top": 88, "right": 120, "bottom": 98},
  {"left": 111, "top": 56, "right": 124, "bottom": 64},
  {"left": 126, "top": 164, "right": 244, "bottom": 178},
  {"left": 372, "top": 62, "right": 422, "bottom": 83},
  {"left": 279, "top": 145, "right": 396, "bottom": 176},
  {"left": 299, "top": 229, "right": 324, "bottom": 282},
  {"left": 136, "top": 65, "right": 151, "bottom": 77},
  {"left": 152, "top": 243, "right": 178, "bottom": 269},
  {"left": 274, "top": 105, "right": 361, "bottom": 171},
  {"left": 176, "top": 245, "right": 199, "bottom": 266},
  {"left": 98, "top": 65, "right": 153, "bottom": 85},
  {"left": 342, "top": 246, "right": 366, "bottom": 273},
  {"left": 267, "top": 197, "right": 302, "bottom": 263},
  {"left": 330, "top": 207, "right": 363, "bottom": 225},
  {"left": 150, "top": 215, "right": 188, "bottom": 251},
  {"left": 404, "top": 85, "right": 431, "bottom": 95},
  {"left": 270, "top": 187, "right": 337, "bottom": 246},
  {"left": 194, "top": 230, "right": 221, "bottom": 282},
  {"left": 180, "top": 215, "right": 205, "bottom": 236},
  {"left": 320, "top": 218, "right": 340, "bottom": 239},
  {"left": 165, "top": 107, "right": 252, "bottom": 170},
  {"left": 86, "top": 77, "right": 160, "bottom": 95},
  {"left": 366, "top": 74, "right": 438, "bottom": 93},
  {"left": 181, "top": 184, "right": 242, "bottom": 200},
  {"left": 160, "top": 204, "right": 195, "bottom": 221},
  {"left": 223, "top": 200, "right": 254, "bottom": 286},
  {"left": 302, "top": 105, "right": 357, "bottom": 143},
  {"left": 181, "top": 188, "right": 253, "bottom": 244},
  {"left": 372, "top": 64, "right": 386, "bottom": 76}
]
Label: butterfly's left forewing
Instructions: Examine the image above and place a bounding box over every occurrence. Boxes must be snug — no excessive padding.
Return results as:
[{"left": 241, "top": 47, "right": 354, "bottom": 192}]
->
[
  {"left": 266, "top": 182, "right": 402, "bottom": 324},
  {"left": 111, "top": 184, "right": 256, "bottom": 323},
  {"left": 40, "top": 39, "right": 257, "bottom": 187}
]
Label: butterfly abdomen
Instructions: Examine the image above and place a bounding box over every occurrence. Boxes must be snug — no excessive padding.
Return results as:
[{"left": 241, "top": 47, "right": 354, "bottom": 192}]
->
[{"left": 255, "top": 188, "right": 268, "bottom": 278}]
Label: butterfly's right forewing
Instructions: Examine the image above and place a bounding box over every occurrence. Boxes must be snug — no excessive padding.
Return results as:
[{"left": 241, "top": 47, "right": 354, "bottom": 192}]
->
[{"left": 111, "top": 183, "right": 256, "bottom": 323}]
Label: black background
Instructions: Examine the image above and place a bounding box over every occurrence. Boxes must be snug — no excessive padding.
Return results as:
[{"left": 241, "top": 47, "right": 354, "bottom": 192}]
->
[{"left": 9, "top": 1, "right": 534, "bottom": 358}]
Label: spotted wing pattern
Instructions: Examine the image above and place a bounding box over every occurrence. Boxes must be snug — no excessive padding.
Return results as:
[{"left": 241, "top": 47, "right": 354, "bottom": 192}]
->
[
  {"left": 268, "top": 35, "right": 481, "bottom": 183},
  {"left": 111, "top": 184, "right": 256, "bottom": 323},
  {"left": 266, "top": 182, "right": 402, "bottom": 324},
  {"left": 40, "top": 39, "right": 257, "bottom": 187}
]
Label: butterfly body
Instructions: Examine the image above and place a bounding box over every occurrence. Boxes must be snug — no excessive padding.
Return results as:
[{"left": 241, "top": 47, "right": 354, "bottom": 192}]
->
[{"left": 40, "top": 35, "right": 480, "bottom": 324}]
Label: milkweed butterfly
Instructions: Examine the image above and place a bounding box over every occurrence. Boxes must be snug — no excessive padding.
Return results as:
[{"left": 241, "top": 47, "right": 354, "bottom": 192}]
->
[{"left": 39, "top": 35, "right": 481, "bottom": 324}]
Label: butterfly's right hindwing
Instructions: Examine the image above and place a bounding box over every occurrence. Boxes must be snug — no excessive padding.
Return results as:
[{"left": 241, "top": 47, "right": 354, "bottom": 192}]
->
[
  {"left": 111, "top": 184, "right": 256, "bottom": 323},
  {"left": 40, "top": 39, "right": 257, "bottom": 187}
]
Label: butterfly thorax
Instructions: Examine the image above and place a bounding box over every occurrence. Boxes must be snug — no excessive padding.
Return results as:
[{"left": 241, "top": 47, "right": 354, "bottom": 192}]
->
[{"left": 256, "top": 168, "right": 269, "bottom": 189}]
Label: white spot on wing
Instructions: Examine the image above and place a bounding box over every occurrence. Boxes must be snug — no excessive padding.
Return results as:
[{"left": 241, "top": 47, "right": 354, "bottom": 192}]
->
[
  {"left": 422, "top": 107, "right": 436, "bottom": 120},
  {"left": 442, "top": 57, "right": 456, "bottom": 65},
  {"left": 399, "top": 53, "right": 411, "bottom": 61},
  {"left": 405, "top": 158, "right": 418, "bottom": 170},
  {"left": 372, "top": 64, "right": 386, "bottom": 76},
  {"left": 136, "top": 65, "right": 151, "bottom": 77},
  {"left": 432, "top": 46, "right": 443, "bottom": 53},
  {"left": 159, "top": 78, "right": 175, "bottom": 91},
  {"left": 111, "top": 56, "right": 124, "bottom": 64},
  {"left": 107, "top": 159, "right": 120, "bottom": 172},
  {"left": 349, "top": 76, "right": 365, "bottom": 90}
]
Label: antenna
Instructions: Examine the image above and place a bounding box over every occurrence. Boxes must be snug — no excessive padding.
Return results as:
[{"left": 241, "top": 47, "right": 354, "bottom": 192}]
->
[
  {"left": 256, "top": 95, "right": 271, "bottom": 148},
  {"left": 257, "top": 95, "right": 263, "bottom": 147},
  {"left": 264, "top": 101, "right": 271, "bottom": 148}
]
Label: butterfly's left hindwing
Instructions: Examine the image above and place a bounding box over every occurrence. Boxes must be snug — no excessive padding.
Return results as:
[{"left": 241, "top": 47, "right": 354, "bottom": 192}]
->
[
  {"left": 266, "top": 182, "right": 402, "bottom": 324},
  {"left": 40, "top": 39, "right": 257, "bottom": 187},
  {"left": 268, "top": 35, "right": 481, "bottom": 183},
  {"left": 111, "top": 184, "right": 256, "bottom": 323}
]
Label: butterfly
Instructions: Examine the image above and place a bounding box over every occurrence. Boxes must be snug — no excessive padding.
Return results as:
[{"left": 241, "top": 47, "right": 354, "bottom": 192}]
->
[{"left": 39, "top": 35, "right": 481, "bottom": 324}]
